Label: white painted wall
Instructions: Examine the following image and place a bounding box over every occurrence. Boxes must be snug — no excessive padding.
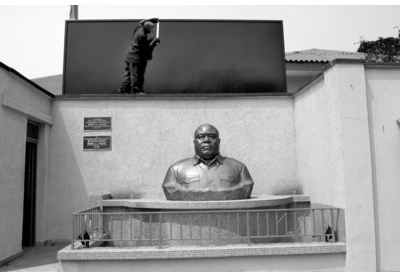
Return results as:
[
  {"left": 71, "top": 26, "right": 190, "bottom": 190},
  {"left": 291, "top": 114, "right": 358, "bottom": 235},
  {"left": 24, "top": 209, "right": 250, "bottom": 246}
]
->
[
  {"left": 365, "top": 66, "right": 400, "bottom": 271},
  {"left": 294, "top": 62, "right": 377, "bottom": 271},
  {"left": 3, "top": 61, "right": 400, "bottom": 271},
  {"left": 0, "top": 67, "right": 52, "bottom": 263},
  {"left": 294, "top": 76, "right": 346, "bottom": 208},
  {"left": 46, "top": 97, "right": 299, "bottom": 240}
]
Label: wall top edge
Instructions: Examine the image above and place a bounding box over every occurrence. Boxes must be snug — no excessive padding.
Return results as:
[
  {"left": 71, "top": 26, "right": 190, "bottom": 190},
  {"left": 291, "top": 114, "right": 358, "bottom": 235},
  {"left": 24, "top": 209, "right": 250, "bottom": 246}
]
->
[
  {"left": 322, "top": 58, "right": 367, "bottom": 71},
  {"left": 294, "top": 59, "right": 400, "bottom": 98},
  {"left": 322, "top": 59, "right": 400, "bottom": 70},
  {"left": 65, "top": 19, "right": 284, "bottom": 23},
  {"left": 292, "top": 73, "right": 324, "bottom": 97},
  {"left": 364, "top": 63, "right": 400, "bottom": 68},
  {"left": 54, "top": 93, "right": 294, "bottom": 100}
]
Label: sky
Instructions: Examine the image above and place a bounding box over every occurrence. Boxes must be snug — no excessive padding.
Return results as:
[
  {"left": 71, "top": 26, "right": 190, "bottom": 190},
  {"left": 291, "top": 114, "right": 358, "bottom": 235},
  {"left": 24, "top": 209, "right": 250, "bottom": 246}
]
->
[{"left": 1, "top": 2, "right": 400, "bottom": 79}]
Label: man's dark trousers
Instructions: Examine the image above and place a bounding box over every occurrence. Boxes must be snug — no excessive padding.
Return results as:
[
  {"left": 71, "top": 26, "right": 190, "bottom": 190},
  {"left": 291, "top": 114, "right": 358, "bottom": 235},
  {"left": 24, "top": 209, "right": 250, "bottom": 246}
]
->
[{"left": 120, "top": 60, "right": 148, "bottom": 94}]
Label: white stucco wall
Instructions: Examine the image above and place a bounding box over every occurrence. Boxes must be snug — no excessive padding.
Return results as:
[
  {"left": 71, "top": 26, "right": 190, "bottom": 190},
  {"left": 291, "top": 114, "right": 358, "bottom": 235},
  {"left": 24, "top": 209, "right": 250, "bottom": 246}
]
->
[
  {"left": 0, "top": 66, "right": 52, "bottom": 263},
  {"left": 365, "top": 66, "right": 400, "bottom": 271},
  {"left": 294, "top": 76, "right": 346, "bottom": 208},
  {"left": 294, "top": 62, "right": 377, "bottom": 271},
  {"left": 2, "top": 59, "right": 400, "bottom": 271},
  {"left": 46, "top": 97, "right": 299, "bottom": 240}
]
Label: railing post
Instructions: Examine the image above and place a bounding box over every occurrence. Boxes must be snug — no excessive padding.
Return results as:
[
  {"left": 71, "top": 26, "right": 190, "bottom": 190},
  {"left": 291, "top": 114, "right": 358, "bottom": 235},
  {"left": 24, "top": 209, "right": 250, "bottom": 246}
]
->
[
  {"left": 330, "top": 209, "right": 336, "bottom": 243},
  {"left": 71, "top": 214, "right": 75, "bottom": 250},
  {"left": 199, "top": 214, "right": 202, "bottom": 239},
  {"left": 237, "top": 213, "right": 240, "bottom": 238},
  {"left": 218, "top": 214, "right": 221, "bottom": 239},
  {"left": 293, "top": 211, "right": 297, "bottom": 239},
  {"left": 99, "top": 206, "right": 104, "bottom": 240},
  {"left": 139, "top": 215, "right": 142, "bottom": 241},
  {"left": 209, "top": 214, "right": 212, "bottom": 239},
  {"left": 285, "top": 212, "right": 288, "bottom": 236},
  {"left": 159, "top": 213, "right": 162, "bottom": 249},
  {"left": 321, "top": 209, "right": 325, "bottom": 241},
  {"left": 120, "top": 217, "right": 123, "bottom": 240},
  {"left": 189, "top": 214, "right": 192, "bottom": 239},
  {"left": 70, "top": 207, "right": 340, "bottom": 249},
  {"left": 312, "top": 209, "right": 316, "bottom": 236},
  {"left": 246, "top": 211, "right": 250, "bottom": 246}
]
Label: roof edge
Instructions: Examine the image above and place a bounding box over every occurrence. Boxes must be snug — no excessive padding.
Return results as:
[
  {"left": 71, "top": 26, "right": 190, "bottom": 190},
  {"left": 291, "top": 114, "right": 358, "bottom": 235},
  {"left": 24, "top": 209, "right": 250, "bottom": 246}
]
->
[
  {"left": 0, "top": 62, "right": 55, "bottom": 98},
  {"left": 293, "top": 58, "right": 367, "bottom": 97},
  {"left": 322, "top": 58, "right": 367, "bottom": 71}
]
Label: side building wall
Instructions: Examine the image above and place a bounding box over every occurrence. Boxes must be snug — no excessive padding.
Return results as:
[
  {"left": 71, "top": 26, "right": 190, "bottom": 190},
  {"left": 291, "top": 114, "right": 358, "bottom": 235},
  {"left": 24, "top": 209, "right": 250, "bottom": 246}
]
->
[
  {"left": 0, "top": 65, "right": 53, "bottom": 265},
  {"left": 294, "top": 61, "right": 377, "bottom": 271}
]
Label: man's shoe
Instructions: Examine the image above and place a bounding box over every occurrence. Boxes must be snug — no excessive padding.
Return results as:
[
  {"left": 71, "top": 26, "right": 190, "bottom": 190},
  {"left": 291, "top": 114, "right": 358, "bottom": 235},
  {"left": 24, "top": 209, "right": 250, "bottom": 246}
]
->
[
  {"left": 135, "top": 92, "right": 146, "bottom": 95},
  {"left": 118, "top": 89, "right": 128, "bottom": 94}
]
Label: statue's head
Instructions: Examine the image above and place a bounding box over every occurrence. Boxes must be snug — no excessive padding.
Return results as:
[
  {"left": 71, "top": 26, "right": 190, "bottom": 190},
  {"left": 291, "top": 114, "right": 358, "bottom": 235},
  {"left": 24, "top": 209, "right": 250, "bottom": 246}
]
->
[
  {"left": 143, "top": 21, "right": 154, "bottom": 34},
  {"left": 193, "top": 124, "right": 220, "bottom": 160}
]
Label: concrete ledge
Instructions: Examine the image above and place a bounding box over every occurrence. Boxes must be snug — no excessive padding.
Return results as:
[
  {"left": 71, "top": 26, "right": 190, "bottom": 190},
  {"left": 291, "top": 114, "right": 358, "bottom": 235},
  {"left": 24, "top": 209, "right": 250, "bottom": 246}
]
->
[
  {"left": 54, "top": 93, "right": 293, "bottom": 100},
  {"left": 100, "top": 195, "right": 310, "bottom": 210},
  {"left": 58, "top": 242, "right": 345, "bottom": 261},
  {"left": 289, "top": 195, "right": 310, "bottom": 203},
  {"left": 102, "top": 195, "right": 292, "bottom": 210},
  {"left": 0, "top": 250, "right": 23, "bottom": 267},
  {"left": 2, "top": 94, "right": 53, "bottom": 125},
  {"left": 90, "top": 193, "right": 111, "bottom": 208}
]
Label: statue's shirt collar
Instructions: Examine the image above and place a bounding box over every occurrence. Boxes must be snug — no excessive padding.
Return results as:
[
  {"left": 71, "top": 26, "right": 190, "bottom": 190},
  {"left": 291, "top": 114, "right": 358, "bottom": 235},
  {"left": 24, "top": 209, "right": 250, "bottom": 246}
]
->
[{"left": 192, "top": 154, "right": 225, "bottom": 166}]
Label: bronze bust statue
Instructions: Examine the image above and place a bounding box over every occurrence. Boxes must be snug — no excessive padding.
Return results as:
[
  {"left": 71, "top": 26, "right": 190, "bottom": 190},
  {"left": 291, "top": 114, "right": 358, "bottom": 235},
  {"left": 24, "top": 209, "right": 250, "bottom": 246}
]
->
[{"left": 162, "top": 124, "right": 254, "bottom": 201}]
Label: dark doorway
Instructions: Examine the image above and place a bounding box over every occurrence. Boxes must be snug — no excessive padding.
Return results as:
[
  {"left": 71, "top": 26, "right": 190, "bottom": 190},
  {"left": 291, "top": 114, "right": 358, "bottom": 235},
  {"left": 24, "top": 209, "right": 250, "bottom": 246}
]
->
[{"left": 22, "top": 121, "right": 39, "bottom": 247}]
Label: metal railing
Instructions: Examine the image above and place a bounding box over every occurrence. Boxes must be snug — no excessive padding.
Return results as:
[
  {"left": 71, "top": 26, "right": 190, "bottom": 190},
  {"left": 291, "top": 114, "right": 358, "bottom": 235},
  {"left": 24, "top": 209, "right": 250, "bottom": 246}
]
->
[{"left": 71, "top": 207, "right": 339, "bottom": 249}]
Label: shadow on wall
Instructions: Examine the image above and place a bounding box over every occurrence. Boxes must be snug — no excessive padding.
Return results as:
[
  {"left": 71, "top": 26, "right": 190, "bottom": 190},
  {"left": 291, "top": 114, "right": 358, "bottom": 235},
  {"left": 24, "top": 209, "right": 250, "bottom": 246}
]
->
[{"left": 47, "top": 105, "right": 90, "bottom": 239}]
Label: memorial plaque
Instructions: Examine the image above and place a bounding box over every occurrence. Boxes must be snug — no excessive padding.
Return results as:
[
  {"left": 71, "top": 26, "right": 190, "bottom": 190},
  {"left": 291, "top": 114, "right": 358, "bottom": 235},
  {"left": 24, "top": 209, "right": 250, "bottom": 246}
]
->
[
  {"left": 83, "top": 136, "right": 112, "bottom": 150},
  {"left": 84, "top": 117, "right": 111, "bottom": 131}
]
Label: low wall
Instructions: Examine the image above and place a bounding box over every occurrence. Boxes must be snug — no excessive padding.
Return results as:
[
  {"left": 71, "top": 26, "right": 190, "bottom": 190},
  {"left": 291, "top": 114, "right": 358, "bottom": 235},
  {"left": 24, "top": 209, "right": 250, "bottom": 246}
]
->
[{"left": 58, "top": 243, "right": 346, "bottom": 272}]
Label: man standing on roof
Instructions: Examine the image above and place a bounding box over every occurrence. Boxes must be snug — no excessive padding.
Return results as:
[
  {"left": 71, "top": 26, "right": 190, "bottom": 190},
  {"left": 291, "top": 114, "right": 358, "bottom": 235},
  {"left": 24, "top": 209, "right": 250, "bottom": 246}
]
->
[{"left": 118, "top": 18, "right": 160, "bottom": 95}]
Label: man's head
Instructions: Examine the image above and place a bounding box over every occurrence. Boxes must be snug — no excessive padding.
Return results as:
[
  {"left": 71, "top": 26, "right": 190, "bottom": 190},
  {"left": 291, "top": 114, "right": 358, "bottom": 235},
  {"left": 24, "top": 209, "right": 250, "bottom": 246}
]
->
[
  {"left": 143, "top": 21, "right": 154, "bottom": 34},
  {"left": 193, "top": 124, "right": 220, "bottom": 160}
]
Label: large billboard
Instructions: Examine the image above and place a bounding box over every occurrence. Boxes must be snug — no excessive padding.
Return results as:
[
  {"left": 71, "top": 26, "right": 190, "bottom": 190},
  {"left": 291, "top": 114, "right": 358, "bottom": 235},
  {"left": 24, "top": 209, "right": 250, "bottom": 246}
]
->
[{"left": 63, "top": 20, "right": 286, "bottom": 95}]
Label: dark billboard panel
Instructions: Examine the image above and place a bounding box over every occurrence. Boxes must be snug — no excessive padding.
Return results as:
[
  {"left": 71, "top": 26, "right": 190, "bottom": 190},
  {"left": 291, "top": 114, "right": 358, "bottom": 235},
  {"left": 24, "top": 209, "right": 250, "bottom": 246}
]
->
[{"left": 63, "top": 20, "right": 286, "bottom": 94}]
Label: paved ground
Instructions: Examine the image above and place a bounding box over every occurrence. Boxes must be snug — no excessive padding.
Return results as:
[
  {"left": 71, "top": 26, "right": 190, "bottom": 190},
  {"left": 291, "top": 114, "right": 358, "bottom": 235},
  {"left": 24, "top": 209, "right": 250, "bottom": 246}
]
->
[{"left": 0, "top": 243, "right": 68, "bottom": 272}]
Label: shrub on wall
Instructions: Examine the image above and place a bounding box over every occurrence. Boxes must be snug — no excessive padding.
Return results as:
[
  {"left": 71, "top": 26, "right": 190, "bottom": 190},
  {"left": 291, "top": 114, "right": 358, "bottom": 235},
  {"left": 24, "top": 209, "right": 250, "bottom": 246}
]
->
[{"left": 356, "top": 27, "right": 400, "bottom": 62}]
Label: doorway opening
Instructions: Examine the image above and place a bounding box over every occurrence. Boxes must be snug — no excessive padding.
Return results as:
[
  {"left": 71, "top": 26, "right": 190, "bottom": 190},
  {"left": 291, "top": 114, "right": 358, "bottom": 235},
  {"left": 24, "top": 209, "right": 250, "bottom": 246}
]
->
[{"left": 22, "top": 121, "right": 39, "bottom": 247}]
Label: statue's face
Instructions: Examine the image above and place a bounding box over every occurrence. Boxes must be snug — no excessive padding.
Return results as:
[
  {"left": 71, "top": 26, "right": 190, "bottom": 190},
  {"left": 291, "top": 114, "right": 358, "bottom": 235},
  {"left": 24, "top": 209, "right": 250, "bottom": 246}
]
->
[{"left": 193, "top": 124, "right": 220, "bottom": 160}]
